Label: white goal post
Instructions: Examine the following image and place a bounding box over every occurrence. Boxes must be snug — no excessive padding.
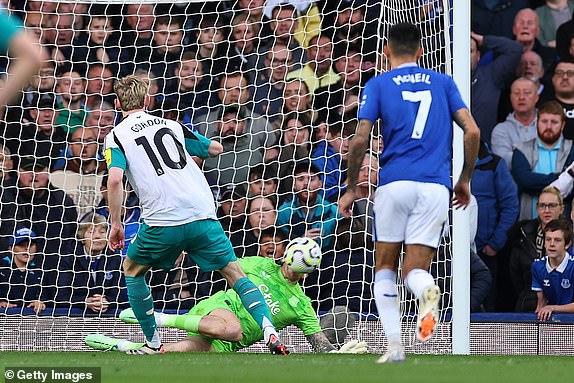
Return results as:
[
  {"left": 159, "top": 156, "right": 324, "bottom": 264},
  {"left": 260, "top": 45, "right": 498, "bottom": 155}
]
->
[{"left": 0, "top": 0, "right": 471, "bottom": 354}]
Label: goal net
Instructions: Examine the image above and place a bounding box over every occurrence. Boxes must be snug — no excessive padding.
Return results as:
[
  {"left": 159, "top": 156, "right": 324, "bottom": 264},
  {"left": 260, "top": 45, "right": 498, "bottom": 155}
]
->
[{"left": 0, "top": 0, "right": 458, "bottom": 354}]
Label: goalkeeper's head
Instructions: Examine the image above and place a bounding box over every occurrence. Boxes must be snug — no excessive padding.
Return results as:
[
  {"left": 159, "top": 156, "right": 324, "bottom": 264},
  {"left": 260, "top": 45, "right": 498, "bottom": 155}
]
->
[
  {"left": 387, "top": 22, "right": 422, "bottom": 60},
  {"left": 114, "top": 75, "right": 150, "bottom": 114}
]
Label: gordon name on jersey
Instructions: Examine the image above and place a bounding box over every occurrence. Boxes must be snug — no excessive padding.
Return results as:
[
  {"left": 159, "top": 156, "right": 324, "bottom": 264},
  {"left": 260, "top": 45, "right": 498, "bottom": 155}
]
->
[{"left": 105, "top": 111, "right": 217, "bottom": 226}]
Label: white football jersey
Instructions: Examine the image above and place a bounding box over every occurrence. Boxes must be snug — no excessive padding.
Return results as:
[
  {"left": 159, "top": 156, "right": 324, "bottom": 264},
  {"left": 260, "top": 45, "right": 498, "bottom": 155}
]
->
[{"left": 104, "top": 111, "right": 217, "bottom": 226}]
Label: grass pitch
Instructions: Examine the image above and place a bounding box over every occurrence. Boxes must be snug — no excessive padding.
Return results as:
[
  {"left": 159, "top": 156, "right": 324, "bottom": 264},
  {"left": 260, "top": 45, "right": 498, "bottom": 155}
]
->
[{"left": 0, "top": 352, "right": 571, "bottom": 383}]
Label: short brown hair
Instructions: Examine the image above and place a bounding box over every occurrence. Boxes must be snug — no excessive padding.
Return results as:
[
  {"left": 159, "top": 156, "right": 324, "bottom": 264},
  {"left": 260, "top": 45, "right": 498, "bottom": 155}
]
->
[
  {"left": 538, "top": 100, "right": 565, "bottom": 123},
  {"left": 544, "top": 218, "right": 573, "bottom": 245},
  {"left": 114, "top": 75, "right": 148, "bottom": 111}
]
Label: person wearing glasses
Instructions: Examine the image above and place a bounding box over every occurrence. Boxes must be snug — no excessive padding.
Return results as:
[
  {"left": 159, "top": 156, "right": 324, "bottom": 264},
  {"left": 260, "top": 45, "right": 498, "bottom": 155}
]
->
[
  {"left": 540, "top": 58, "right": 574, "bottom": 139},
  {"left": 509, "top": 186, "right": 565, "bottom": 312},
  {"left": 511, "top": 101, "right": 574, "bottom": 221}
]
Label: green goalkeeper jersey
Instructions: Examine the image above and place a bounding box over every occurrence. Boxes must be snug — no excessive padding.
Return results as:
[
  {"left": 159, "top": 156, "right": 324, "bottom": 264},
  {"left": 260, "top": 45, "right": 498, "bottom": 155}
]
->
[{"left": 204, "top": 257, "right": 321, "bottom": 349}]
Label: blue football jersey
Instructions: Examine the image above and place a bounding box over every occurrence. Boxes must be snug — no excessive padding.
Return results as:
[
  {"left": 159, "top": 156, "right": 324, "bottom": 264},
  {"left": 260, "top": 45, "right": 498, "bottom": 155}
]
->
[
  {"left": 531, "top": 255, "right": 574, "bottom": 305},
  {"left": 358, "top": 63, "right": 467, "bottom": 190}
]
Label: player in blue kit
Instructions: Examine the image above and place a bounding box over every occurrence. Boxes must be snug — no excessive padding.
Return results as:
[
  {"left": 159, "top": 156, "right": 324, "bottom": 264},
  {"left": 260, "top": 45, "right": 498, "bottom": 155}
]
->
[
  {"left": 532, "top": 218, "right": 574, "bottom": 321},
  {"left": 338, "top": 23, "right": 480, "bottom": 363}
]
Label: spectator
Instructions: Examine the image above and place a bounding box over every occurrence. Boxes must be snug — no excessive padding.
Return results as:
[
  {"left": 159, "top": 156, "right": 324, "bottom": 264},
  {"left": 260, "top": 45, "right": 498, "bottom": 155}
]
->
[
  {"left": 267, "top": 3, "right": 306, "bottom": 67},
  {"left": 311, "top": 119, "right": 352, "bottom": 202},
  {"left": 532, "top": 218, "right": 574, "bottom": 319},
  {"left": 471, "top": 0, "right": 530, "bottom": 40},
  {"left": 540, "top": 58, "right": 574, "bottom": 139},
  {"left": 4, "top": 93, "right": 67, "bottom": 161},
  {"left": 201, "top": 105, "right": 270, "bottom": 188},
  {"left": 55, "top": 69, "right": 88, "bottom": 134},
  {"left": 164, "top": 51, "right": 217, "bottom": 124},
  {"left": 22, "top": 60, "right": 56, "bottom": 109},
  {"left": 471, "top": 141, "right": 519, "bottom": 310},
  {"left": 264, "top": 0, "right": 321, "bottom": 49},
  {"left": 55, "top": 213, "right": 127, "bottom": 314},
  {"left": 509, "top": 186, "right": 565, "bottom": 312},
  {"left": 535, "top": 0, "right": 574, "bottom": 48},
  {"left": 0, "top": 156, "right": 77, "bottom": 260},
  {"left": 282, "top": 79, "right": 314, "bottom": 118},
  {"left": 85, "top": 102, "right": 116, "bottom": 151},
  {"left": 468, "top": 196, "right": 493, "bottom": 312},
  {"left": 287, "top": 34, "right": 340, "bottom": 95},
  {"left": 512, "top": 101, "right": 574, "bottom": 220},
  {"left": 217, "top": 185, "right": 247, "bottom": 235},
  {"left": 85, "top": 64, "right": 116, "bottom": 110},
  {"left": 315, "top": 42, "right": 365, "bottom": 122},
  {"left": 71, "top": 14, "right": 120, "bottom": 77},
  {"left": 252, "top": 43, "right": 294, "bottom": 122},
  {"left": 149, "top": 15, "right": 186, "bottom": 81},
  {"left": 231, "top": 195, "right": 278, "bottom": 258},
  {"left": 50, "top": 127, "right": 105, "bottom": 218},
  {"left": 271, "top": 113, "right": 313, "bottom": 195},
  {"left": 43, "top": 13, "right": 75, "bottom": 64},
  {"left": 0, "top": 227, "right": 48, "bottom": 313},
  {"left": 491, "top": 77, "right": 539, "bottom": 167},
  {"left": 0, "top": 144, "right": 14, "bottom": 187},
  {"left": 119, "top": 3, "right": 155, "bottom": 75},
  {"left": 513, "top": 8, "right": 558, "bottom": 71},
  {"left": 247, "top": 163, "right": 279, "bottom": 198},
  {"left": 227, "top": 12, "right": 263, "bottom": 80},
  {"left": 86, "top": 173, "right": 141, "bottom": 258},
  {"left": 192, "top": 16, "right": 228, "bottom": 87},
  {"left": 497, "top": 51, "right": 550, "bottom": 121},
  {"left": 258, "top": 227, "right": 287, "bottom": 261},
  {"left": 471, "top": 32, "right": 523, "bottom": 143},
  {"left": 335, "top": 152, "right": 378, "bottom": 251},
  {"left": 276, "top": 161, "right": 340, "bottom": 250},
  {"left": 555, "top": 8, "right": 574, "bottom": 59},
  {"left": 52, "top": 127, "right": 106, "bottom": 174},
  {"left": 194, "top": 72, "right": 274, "bottom": 142}
]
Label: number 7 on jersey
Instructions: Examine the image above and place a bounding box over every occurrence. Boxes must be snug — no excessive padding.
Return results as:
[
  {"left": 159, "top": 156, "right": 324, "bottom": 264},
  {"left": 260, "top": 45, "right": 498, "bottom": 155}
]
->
[{"left": 402, "top": 90, "right": 432, "bottom": 139}]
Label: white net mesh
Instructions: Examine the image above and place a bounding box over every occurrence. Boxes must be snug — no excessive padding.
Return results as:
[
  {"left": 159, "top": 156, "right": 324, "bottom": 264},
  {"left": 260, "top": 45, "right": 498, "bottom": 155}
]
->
[{"left": 0, "top": 0, "right": 456, "bottom": 353}]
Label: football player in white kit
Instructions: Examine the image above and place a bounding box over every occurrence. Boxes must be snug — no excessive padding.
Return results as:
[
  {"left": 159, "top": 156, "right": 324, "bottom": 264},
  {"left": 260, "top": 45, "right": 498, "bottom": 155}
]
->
[{"left": 104, "top": 75, "right": 287, "bottom": 355}]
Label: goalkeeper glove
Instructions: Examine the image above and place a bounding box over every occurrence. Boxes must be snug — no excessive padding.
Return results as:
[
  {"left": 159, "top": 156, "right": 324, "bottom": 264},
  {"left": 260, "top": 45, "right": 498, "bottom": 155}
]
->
[{"left": 329, "top": 339, "right": 369, "bottom": 354}]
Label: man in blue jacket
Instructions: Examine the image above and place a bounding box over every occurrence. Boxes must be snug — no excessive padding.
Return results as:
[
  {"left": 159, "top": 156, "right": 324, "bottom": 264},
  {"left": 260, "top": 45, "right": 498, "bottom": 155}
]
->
[{"left": 471, "top": 141, "right": 519, "bottom": 310}]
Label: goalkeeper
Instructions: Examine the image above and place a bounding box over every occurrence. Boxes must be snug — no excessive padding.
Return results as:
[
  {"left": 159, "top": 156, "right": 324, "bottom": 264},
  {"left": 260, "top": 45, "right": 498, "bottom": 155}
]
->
[{"left": 85, "top": 255, "right": 368, "bottom": 354}]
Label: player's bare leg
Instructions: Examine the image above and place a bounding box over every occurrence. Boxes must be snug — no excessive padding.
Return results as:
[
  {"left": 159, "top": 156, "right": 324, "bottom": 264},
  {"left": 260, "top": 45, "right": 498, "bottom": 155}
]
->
[
  {"left": 164, "top": 336, "right": 215, "bottom": 352},
  {"left": 197, "top": 309, "right": 243, "bottom": 342},
  {"left": 404, "top": 244, "right": 441, "bottom": 342},
  {"left": 373, "top": 242, "right": 406, "bottom": 363},
  {"left": 219, "top": 261, "right": 288, "bottom": 355}
]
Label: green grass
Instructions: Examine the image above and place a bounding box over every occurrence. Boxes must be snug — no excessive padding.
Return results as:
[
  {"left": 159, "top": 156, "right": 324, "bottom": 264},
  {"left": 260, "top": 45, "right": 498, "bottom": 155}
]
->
[{"left": 0, "top": 352, "right": 572, "bottom": 383}]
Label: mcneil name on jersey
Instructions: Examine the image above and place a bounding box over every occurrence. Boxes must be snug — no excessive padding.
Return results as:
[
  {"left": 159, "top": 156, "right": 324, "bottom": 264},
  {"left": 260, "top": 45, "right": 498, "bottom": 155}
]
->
[
  {"left": 392, "top": 72, "right": 432, "bottom": 86},
  {"left": 130, "top": 117, "right": 167, "bottom": 132}
]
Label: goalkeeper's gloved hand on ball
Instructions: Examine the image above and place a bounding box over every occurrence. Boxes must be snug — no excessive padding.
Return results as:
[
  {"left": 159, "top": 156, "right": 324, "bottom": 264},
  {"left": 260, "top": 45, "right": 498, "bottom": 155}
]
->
[{"left": 329, "top": 339, "right": 369, "bottom": 354}]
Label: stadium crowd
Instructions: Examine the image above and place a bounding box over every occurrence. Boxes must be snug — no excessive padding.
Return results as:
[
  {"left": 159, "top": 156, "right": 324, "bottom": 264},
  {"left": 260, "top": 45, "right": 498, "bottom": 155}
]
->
[{"left": 0, "top": 0, "right": 574, "bottom": 318}]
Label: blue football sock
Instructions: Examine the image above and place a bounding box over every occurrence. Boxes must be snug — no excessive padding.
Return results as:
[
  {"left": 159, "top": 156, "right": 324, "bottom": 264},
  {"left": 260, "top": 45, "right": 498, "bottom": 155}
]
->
[{"left": 125, "top": 275, "right": 159, "bottom": 345}]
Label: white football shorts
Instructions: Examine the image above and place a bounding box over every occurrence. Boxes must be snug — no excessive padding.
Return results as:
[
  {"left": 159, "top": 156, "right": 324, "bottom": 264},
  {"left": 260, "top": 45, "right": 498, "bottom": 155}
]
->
[{"left": 373, "top": 180, "right": 449, "bottom": 248}]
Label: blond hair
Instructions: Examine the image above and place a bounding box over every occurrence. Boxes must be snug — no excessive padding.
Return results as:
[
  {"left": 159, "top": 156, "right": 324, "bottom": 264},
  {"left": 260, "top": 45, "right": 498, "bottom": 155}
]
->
[
  {"left": 113, "top": 75, "right": 149, "bottom": 112},
  {"left": 77, "top": 213, "right": 108, "bottom": 240},
  {"left": 540, "top": 185, "right": 564, "bottom": 206}
]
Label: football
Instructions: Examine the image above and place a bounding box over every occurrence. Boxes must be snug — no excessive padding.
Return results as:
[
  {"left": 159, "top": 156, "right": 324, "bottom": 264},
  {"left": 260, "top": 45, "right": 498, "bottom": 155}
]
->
[{"left": 284, "top": 237, "right": 322, "bottom": 274}]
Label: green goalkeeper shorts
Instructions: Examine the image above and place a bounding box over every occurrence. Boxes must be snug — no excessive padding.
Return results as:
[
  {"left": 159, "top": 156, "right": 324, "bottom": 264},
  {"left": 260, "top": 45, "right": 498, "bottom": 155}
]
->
[
  {"left": 127, "top": 219, "right": 237, "bottom": 271},
  {"left": 185, "top": 291, "right": 241, "bottom": 353}
]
